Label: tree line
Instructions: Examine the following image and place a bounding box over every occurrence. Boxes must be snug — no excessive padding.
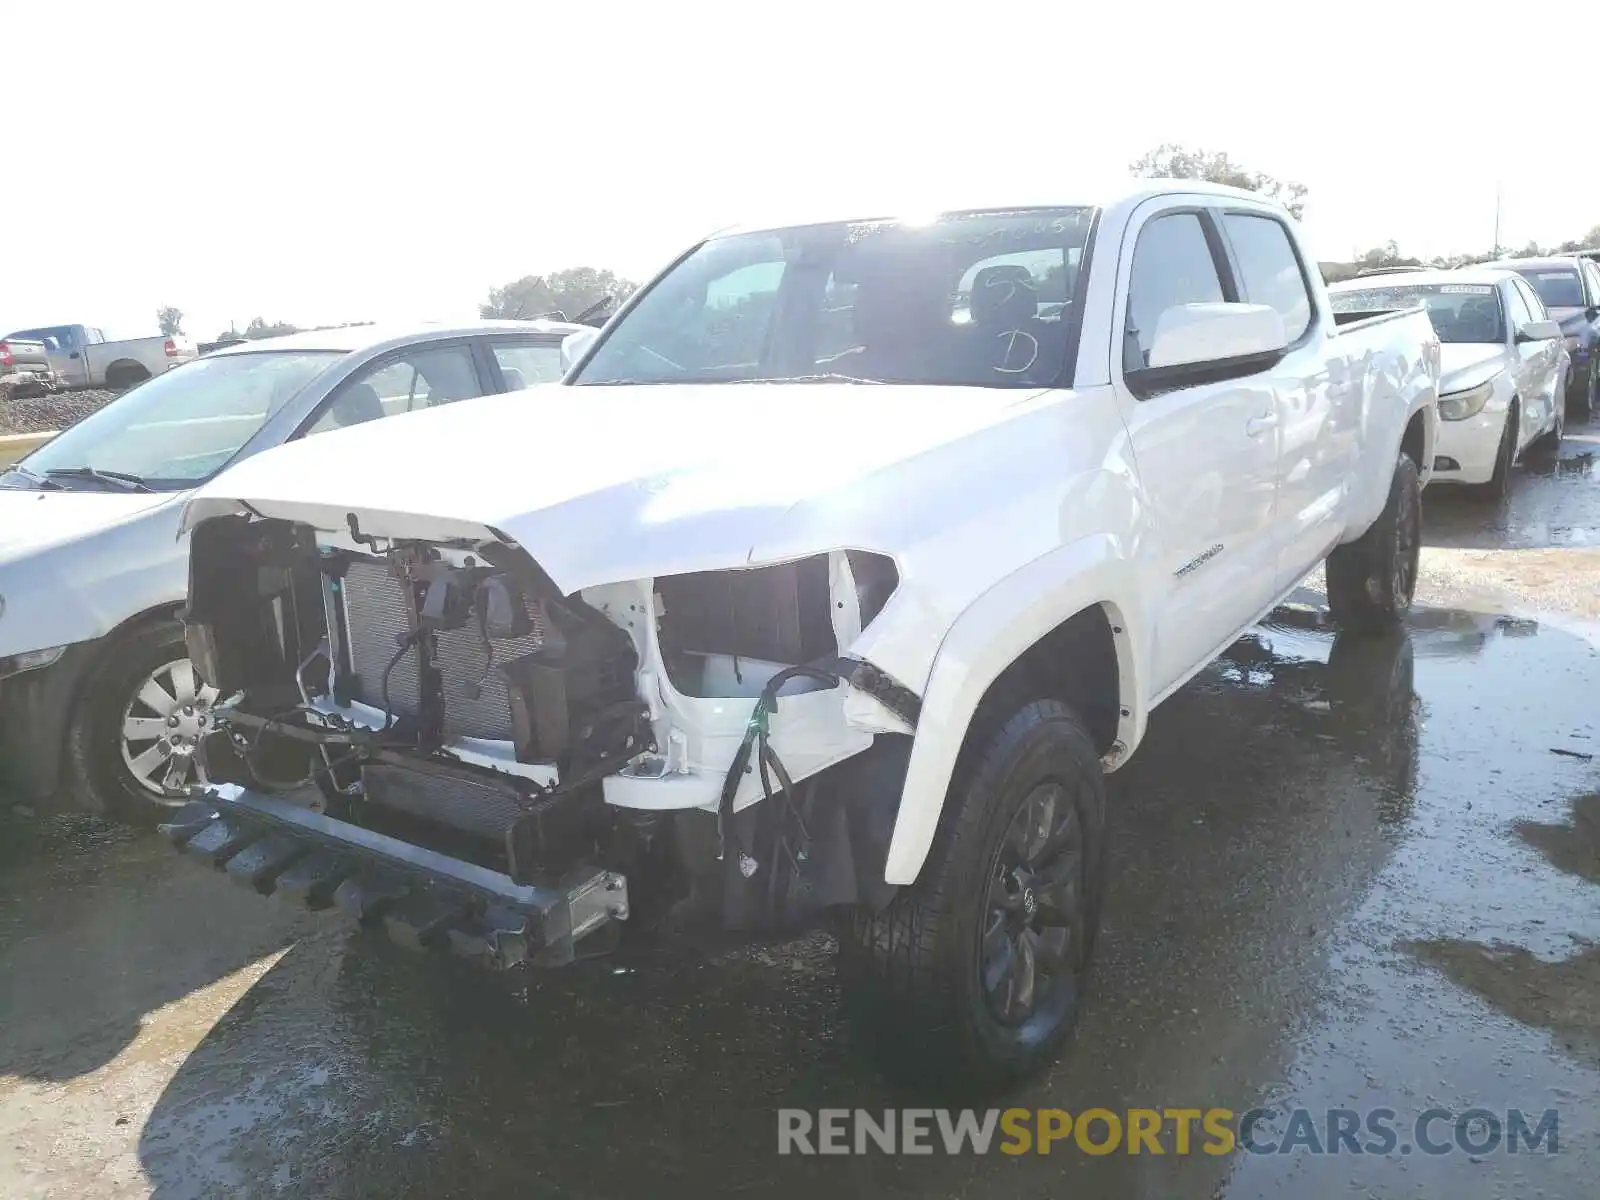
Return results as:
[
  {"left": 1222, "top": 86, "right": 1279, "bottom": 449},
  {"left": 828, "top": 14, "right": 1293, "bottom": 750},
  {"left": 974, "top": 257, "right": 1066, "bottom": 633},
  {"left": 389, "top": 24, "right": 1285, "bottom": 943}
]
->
[{"left": 157, "top": 267, "right": 640, "bottom": 347}]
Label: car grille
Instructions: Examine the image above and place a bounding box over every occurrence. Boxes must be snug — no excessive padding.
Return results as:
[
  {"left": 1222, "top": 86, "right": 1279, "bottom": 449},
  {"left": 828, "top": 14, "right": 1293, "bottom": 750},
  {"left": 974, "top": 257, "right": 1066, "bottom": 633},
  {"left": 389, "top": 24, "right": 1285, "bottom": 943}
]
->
[{"left": 337, "top": 559, "right": 546, "bottom": 740}]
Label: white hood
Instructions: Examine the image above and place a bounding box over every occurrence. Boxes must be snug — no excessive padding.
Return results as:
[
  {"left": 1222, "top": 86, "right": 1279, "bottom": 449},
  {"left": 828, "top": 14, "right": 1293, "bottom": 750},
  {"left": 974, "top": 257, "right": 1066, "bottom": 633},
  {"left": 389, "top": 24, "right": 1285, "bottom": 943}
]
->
[
  {"left": 1438, "top": 343, "right": 1510, "bottom": 395},
  {"left": 0, "top": 489, "right": 173, "bottom": 564},
  {"left": 185, "top": 383, "right": 1050, "bottom": 593}
]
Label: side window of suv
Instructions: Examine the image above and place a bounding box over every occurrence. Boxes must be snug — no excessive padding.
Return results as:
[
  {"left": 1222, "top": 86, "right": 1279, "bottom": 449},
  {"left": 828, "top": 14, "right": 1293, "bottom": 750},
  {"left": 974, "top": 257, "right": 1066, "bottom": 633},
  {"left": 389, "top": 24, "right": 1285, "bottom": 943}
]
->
[
  {"left": 305, "top": 344, "right": 484, "bottom": 437},
  {"left": 1223, "top": 212, "right": 1313, "bottom": 343},
  {"left": 1124, "top": 212, "right": 1227, "bottom": 375}
]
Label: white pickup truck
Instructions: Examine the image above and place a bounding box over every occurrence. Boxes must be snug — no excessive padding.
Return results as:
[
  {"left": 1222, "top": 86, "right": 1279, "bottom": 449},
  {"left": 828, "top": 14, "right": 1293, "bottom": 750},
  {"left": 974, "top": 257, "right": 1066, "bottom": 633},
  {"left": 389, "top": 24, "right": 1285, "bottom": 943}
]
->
[
  {"left": 0, "top": 322, "right": 196, "bottom": 390},
  {"left": 162, "top": 180, "right": 1439, "bottom": 1085}
]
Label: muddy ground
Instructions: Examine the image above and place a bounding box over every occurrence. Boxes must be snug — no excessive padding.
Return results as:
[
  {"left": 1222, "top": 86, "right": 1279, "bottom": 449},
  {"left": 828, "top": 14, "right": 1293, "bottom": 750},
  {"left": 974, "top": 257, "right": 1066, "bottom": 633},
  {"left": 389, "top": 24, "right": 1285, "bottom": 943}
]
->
[{"left": 2, "top": 430, "right": 1598, "bottom": 1198}]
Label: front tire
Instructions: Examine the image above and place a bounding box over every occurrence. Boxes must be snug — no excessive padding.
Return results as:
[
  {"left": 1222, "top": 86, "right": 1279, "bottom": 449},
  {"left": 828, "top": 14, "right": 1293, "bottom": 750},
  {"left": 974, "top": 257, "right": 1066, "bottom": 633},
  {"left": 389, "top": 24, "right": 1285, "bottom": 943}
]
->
[
  {"left": 63, "top": 620, "right": 224, "bottom": 825},
  {"left": 1529, "top": 392, "right": 1564, "bottom": 463},
  {"left": 1326, "top": 453, "right": 1421, "bottom": 634},
  {"left": 838, "top": 700, "right": 1107, "bottom": 1088},
  {"left": 1471, "top": 402, "right": 1518, "bottom": 502},
  {"left": 1570, "top": 360, "right": 1597, "bottom": 423}
]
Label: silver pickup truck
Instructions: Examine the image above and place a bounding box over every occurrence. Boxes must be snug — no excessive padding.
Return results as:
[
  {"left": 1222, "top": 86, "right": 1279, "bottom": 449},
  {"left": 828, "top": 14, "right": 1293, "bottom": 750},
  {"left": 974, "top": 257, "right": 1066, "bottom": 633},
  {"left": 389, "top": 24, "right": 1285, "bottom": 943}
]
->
[
  {"left": 0, "top": 335, "right": 60, "bottom": 398},
  {"left": 1, "top": 322, "right": 196, "bottom": 390}
]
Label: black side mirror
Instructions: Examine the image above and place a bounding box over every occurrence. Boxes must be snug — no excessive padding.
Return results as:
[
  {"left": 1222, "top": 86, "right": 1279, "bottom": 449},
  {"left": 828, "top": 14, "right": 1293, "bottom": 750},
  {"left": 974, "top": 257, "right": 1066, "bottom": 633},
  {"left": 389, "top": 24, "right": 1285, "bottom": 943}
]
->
[{"left": 1587, "top": 306, "right": 1599, "bottom": 321}]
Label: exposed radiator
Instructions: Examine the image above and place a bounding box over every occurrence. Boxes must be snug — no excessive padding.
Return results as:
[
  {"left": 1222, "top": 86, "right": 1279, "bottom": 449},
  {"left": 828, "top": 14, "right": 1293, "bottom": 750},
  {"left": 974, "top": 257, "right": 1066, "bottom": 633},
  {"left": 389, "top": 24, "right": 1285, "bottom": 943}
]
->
[
  {"left": 341, "top": 561, "right": 420, "bottom": 714},
  {"left": 438, "top": 618, "right": 546, "bottom": 740},
  {"left": 335, "top": 558, "right": 547, "bottom": 740}
]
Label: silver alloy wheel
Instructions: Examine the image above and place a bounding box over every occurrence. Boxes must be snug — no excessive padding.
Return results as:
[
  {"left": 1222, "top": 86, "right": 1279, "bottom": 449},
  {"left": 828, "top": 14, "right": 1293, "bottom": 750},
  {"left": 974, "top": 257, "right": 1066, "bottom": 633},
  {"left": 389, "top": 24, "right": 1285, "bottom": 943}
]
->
[{"left": 118, "top": 657, "right": 222, "bottom": 798}]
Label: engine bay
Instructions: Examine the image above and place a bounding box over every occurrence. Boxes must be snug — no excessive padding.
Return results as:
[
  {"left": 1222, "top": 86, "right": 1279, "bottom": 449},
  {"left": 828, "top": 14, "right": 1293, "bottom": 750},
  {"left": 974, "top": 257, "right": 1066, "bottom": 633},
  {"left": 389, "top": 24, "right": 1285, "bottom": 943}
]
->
[{"left": 181, "top": 511, "right": 916, "bottom": 947}]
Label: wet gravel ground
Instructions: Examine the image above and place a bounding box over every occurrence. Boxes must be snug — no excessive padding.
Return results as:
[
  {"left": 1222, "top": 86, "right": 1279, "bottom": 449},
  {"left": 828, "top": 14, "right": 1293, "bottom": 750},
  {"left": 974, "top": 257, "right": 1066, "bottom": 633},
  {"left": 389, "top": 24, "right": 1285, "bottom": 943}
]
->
[
  {"left": 0, "top": 388, "right": 119, "bottom": 436},
  {"left": 2, "top": 429, "right": 1598, "bottom": 1198}
]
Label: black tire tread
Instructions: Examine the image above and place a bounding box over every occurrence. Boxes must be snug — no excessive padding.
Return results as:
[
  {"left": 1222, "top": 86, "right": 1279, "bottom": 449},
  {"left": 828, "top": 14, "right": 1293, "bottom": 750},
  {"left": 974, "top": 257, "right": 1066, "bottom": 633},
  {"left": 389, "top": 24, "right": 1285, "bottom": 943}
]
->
[
  {"left": 63, "top": 617, "right": 188, "bottom": 825},
  {"left": 1326, "top": 453, "right": 1420, "bottom": 634},
  {"left": 839, "top": 699, "right": 1106, "bottom": 1087}
]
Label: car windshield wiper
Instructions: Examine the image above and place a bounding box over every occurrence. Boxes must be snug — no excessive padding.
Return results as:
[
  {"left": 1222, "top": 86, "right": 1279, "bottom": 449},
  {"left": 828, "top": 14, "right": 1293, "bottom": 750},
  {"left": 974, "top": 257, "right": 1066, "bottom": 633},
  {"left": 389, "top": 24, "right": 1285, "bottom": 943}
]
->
[
  {"left": 0, "top": 463, "right": 64, "bottom": 489},
  {"left": 43, "top": 466, "right": 155, "bottom": 492}
]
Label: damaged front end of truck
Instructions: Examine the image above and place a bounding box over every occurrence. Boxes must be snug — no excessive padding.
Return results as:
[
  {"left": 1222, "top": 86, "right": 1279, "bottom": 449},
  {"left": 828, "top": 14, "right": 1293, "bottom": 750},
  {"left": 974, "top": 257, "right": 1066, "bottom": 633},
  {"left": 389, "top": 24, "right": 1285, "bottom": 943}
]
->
[{"left": 162, "top": 505, "right": 919, "bottom": 971}]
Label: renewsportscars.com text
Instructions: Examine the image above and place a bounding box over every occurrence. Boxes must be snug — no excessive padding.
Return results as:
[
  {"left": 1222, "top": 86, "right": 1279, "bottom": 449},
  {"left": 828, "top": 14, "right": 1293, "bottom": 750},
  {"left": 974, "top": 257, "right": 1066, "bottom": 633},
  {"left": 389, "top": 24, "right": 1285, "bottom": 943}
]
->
[{"left": 777, "top": 1107, "right": 1560, "bottom": 1157}]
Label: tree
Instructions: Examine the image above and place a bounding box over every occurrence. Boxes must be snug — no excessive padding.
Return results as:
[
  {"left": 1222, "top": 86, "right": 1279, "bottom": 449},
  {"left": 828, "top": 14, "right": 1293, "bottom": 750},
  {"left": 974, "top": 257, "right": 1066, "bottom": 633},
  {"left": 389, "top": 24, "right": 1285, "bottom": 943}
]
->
[
  {"left": 1130, "top": 144, "right": 1308, "bottom": 219},
  {"left": 480, "top": 267, "right": 638, "bottom": 322},
  {"left": 1352, "top": 241, "right": 1422, "bottom": 270},
  {"left": 244, "top": 317, "right": 301, "bottom": 340},
  {"left": 156, "top": 306, "right": 185, "bottom": 337}
]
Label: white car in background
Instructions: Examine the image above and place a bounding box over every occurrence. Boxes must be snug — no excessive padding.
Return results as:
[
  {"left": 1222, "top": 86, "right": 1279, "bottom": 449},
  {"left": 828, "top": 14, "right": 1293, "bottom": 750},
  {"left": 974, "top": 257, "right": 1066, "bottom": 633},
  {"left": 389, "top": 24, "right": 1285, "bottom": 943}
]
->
[
  {"left": 1328, "top": 269, "right": 1566, "bottom": 498},
  {"left": 0, "top": 319, "right": 588, "bottom": 822}
]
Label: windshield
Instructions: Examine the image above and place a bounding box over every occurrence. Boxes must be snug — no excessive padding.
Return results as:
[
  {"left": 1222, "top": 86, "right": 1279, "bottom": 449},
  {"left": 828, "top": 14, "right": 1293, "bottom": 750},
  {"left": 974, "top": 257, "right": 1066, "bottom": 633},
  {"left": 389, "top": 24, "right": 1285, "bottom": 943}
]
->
[
  {"left": 1512, "top": 268, "right": 1584, "bottom": 309},
  {"left": 572, "top": 207, "right": 1096, "bottom": 388},
  {"left": 1328, "top": 283, "right": 1506, "bottom": 343},
  {"left": 12, "top": 350, "right": 341, "bottom": 490}
]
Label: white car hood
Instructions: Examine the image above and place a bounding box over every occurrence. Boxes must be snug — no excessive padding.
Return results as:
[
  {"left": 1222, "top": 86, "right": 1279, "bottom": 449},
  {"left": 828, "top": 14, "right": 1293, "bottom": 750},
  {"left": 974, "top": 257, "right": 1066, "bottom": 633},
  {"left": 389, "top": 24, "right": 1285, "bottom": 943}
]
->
[
  {"left": 185, "top": 383, "right": 1047, "bottom": 594},
  {"left": 1438, "top": 343, "right": 1510, "bottom": 395},
  {"left": 0, "top": 489, "right": 173, "bottom": 564}
]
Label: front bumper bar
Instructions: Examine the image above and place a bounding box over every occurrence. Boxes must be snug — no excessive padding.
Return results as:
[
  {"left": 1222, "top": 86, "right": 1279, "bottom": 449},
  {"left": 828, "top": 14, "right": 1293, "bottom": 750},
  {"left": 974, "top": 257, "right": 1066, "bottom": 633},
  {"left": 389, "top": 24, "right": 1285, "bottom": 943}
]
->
[{"left": 159, "top": 787, "right": 628, "bottom": 969}]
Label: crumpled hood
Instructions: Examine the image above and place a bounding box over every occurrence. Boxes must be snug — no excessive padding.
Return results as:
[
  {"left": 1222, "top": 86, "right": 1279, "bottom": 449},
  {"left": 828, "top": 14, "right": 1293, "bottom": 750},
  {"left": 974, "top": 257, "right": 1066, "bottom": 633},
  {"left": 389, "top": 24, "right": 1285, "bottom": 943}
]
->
[
  {"left": 1438, "top": 343, "right": 1511, "bottom": 395},
  {"left": 185, "top": 383, "right": 1047, "bottom": 593},
  {"left": 0, "top": 489, "right": 173, "bottom": 565}
]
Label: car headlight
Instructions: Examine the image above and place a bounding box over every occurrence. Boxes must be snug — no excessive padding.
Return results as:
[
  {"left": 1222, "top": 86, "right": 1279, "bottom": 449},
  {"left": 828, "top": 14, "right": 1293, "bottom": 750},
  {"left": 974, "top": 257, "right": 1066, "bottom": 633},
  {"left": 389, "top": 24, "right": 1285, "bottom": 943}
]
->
[
  {"left": 1437, "top": 381, "right": 1494, "bottom": 421},
  {"left": 0, "top": 644, "right": 66, "bottom": 680}
]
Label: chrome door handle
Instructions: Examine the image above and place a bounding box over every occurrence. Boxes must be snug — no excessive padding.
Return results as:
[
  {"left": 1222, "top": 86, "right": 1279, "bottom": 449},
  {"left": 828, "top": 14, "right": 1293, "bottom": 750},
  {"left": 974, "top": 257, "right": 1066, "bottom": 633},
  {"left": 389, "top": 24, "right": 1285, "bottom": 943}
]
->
[{"left": 1246, "top": 412, "right": 1279, "bottom": 437}]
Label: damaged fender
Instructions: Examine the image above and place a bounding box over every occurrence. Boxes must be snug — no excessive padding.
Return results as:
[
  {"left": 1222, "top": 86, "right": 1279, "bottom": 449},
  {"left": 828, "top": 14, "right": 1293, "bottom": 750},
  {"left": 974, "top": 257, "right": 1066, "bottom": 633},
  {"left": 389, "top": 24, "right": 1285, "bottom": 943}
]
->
[{"left": 882, "top": 533, "right": 1142, "bottom": 886}]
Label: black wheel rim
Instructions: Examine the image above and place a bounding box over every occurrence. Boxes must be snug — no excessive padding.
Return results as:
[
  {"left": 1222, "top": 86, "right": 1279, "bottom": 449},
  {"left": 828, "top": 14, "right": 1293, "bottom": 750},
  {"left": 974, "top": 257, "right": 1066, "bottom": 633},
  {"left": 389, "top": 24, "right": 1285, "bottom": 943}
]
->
[
  {"left": 978, "top": 782, "right": 1086, "bottom": 1041},
  {"left": 1392, "top": 473, "right": 1420, "bottom": 605}
]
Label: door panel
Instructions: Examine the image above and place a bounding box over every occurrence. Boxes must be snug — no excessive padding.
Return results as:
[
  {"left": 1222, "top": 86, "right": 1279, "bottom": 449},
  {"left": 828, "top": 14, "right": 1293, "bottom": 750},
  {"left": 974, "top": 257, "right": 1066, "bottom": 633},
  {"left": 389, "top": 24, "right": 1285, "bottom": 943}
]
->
[
  {"left": 1112, "top": 205, "right": 1282, "bottom": 699},
  {"left": 1218, "top": 210, "right": 1352, "bottom": 587},
  {"left": 1119, "top": 375, "right": 1282, "bottom": 697}
]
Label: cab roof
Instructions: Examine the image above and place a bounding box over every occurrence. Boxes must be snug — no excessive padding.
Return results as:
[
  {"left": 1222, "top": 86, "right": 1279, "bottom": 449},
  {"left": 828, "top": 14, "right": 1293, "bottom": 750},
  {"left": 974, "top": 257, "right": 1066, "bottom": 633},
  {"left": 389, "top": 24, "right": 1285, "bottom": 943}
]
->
[{"left": 715, "top": 177, "right": 1283, "bottom": 239}]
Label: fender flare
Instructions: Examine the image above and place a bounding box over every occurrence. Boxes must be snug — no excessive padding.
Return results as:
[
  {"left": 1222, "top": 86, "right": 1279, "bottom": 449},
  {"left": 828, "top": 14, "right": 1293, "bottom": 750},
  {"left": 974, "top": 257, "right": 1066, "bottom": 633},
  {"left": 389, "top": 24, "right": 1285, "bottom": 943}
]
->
[{"left": 881, "top": 534, "right": 1143, "bottom": 885}]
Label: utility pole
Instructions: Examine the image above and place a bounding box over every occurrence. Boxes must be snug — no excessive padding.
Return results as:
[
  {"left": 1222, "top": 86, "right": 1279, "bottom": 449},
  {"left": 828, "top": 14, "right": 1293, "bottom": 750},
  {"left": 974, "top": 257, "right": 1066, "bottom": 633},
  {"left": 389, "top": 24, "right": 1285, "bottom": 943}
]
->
[{"left": 1492, "top": 186, "right": 1502, "bottom": 259}]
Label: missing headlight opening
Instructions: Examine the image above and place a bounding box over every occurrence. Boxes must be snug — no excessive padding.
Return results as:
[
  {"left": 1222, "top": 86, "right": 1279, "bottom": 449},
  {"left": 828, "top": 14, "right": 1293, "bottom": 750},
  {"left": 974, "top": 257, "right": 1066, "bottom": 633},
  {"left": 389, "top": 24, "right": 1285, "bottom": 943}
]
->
[{"left": 181, "top": 513, "right": 913, "bottom": 952}]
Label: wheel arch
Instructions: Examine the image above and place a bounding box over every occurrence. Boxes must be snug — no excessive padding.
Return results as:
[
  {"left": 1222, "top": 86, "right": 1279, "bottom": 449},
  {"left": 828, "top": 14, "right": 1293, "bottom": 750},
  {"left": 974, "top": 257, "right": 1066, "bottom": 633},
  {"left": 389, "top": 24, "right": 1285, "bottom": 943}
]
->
[
  {"left": 104, "top": 359, "right": 151, "bottom": 385},
  {"left": 59, "top": 602, "right": 186, "bottom": 730},
  {"left": 1400, "top": 406, "right": 1430, "bottom": 473},
  {"left": 881, "top": 537, "right": 1142, "bottom": 886}
]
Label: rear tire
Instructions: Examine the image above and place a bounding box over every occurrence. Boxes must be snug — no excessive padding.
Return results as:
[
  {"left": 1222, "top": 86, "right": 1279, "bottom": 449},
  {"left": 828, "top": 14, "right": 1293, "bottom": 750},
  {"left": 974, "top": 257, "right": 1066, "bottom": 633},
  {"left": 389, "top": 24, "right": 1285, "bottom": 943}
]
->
[
  {"left": 838, "top": 700, "right": 1107, "bottom": 1088},
  {"left": 1326, "top": 453, "right": 1421, "bottom": 634},
  {"left": 104, "top": 363, "right": 150, "bottom": 391}
]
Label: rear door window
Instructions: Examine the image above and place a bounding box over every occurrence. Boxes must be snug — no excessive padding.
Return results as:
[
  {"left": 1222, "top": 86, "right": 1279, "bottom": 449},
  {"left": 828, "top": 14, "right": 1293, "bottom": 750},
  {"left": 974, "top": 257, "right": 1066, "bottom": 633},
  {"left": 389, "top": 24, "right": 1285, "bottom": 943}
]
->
[
  {"left": 304, "top": 343, "right": 485, "bottom": 437},
  {"left": 489, "top": 340, "right": 565, "bottom": 390}
]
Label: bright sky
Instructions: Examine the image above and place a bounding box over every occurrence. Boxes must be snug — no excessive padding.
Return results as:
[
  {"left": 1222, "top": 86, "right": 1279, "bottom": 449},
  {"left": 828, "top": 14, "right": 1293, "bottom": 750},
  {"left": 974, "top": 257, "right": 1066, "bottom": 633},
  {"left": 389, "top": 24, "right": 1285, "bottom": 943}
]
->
[{"left": 4, "top": 0, "right": 1592, "bottom": 342}]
